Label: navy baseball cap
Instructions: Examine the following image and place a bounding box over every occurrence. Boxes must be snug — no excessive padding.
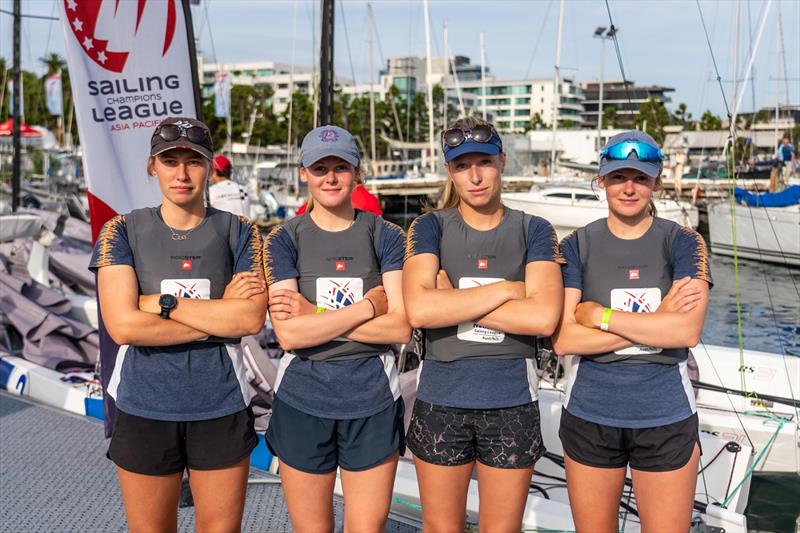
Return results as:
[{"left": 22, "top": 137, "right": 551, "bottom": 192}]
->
[
  {"left": 598, "top": 130, "right": 663, "bottom": 178},
  {"left": 299, "top": 125, "right": 361, "bottom": 167},
  {"left": 442, "top": 130, "right": 503, "bottom": 163}
]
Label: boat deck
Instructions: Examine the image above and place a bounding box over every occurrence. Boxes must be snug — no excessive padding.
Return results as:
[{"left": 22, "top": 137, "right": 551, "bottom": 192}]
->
[{"left": 0, "top": 393, "right": 420, "bottom": 533}]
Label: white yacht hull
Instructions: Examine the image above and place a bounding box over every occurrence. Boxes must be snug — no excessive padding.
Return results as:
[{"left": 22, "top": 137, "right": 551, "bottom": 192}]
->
[
  {"left": 503, "top": 190, "right": 698, "bottom": 238},
  {"left": 707, "top": 201, "right": 800, "bottom": 266}
]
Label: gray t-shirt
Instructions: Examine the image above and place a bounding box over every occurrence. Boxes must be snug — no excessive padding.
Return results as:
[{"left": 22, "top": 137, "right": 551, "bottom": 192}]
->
[
  {"left": 89, "top": 207, "right": 263, "bottom": 421},
  {"left": 264, "top": 211, "right": 406, "bottom": 419},
  {"left": 405, "top": 208, "right": 563, "bottom": 409},
  {"left": 560, "top": 218, "right": 713, "bottom": 428}
]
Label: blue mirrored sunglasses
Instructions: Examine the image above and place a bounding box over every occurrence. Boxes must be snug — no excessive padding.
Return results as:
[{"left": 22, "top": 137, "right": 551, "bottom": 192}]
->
[{"left": 600, "top": 141, "right": 664, "bottom": 162}]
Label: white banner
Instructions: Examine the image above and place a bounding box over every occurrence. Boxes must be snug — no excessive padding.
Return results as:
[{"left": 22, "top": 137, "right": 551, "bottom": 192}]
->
[
  {"left": 59, "top": 0, "right": 199, "bottom": 240},
  {"left": 214, "top": 71, "right": 231, "bottom": 118},
  {"left": 45, "top": 72, "right": 63, "bottom": 116}
]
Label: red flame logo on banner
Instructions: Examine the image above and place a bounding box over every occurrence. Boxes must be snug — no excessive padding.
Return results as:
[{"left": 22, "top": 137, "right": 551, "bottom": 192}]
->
[{"left": 64, "top": 0, "right": 178, "bottom": 74}]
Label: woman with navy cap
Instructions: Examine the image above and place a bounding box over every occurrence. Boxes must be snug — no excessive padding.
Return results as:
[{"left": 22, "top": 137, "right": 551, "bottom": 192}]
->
[
  {"left": 553, "top": 130, "right": 711, "bottom": 532},
  {"left": 403, "top": 116, "right": 564, "bottom": 532},
  {"left": 263, "top": 125, "right": 411, "bottom": 532},
  {"left": 90, "top": 117, "right": 268, "bottom": 532}
]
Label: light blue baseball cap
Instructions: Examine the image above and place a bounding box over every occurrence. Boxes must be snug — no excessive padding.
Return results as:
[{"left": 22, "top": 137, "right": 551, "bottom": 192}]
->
[{"left": 299, "top": 125, "right": 361, "bottom": 167}]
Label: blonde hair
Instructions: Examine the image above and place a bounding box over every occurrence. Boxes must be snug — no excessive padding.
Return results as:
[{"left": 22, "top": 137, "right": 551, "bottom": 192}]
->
[
  {"left": 302, "top": 163, "right": 364, "bottom": 212},
  {"left": 436, "top": 116, "right": 502, "bottom": 210}
]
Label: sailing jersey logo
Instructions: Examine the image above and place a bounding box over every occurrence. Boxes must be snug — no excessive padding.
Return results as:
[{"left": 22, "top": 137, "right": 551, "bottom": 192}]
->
[
  {"left": 161, "top": 278, "right": 210, "bottom": 300},
  {"left": 477, "top": 259, "right": 489, "bottom": 270},
  {"left": 335, "top": 261, "right": 346, "bottom": 271},
  {"left": 64, "top": 0, "right": 179, "bottom": 74},
  {"left": 181, "top": 259, "right": 192, "bottom": 271}
]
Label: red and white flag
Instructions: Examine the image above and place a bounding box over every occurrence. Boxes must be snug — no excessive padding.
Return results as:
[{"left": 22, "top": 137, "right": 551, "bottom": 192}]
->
[{"left": 59, "top": 0, "right": 201, "bottom": 241}]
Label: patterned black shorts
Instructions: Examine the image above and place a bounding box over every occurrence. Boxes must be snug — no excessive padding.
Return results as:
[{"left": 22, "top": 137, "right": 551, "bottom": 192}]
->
[{"left": 406, "top": 399, "right": 545, "bottom": 469}]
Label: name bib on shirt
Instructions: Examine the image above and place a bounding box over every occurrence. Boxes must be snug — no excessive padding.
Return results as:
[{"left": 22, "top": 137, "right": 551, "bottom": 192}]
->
[
  {"left": 610, "top": 287, "right": 662, "bottom": 355},
  {"left": 456, "top": 277, "right": 506, "bottom": 343}
]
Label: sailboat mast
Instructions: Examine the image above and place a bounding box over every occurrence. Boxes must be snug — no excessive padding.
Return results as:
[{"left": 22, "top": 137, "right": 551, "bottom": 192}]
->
[
  {"left": 423, "top": 0, "right": 436, "bottom": 173},
  {"left": 732, "top": 0, "right": 740, "bottom": 121},
  {"left": 11, "top": 0, "right": 21, "bottom": 212},
  {"left": 443, "top": 21, "right": 448, "bottom": 129},
  {"left": 480, "top": 32, "right": 487, "bottom": 120},
  {"left": 319, "top": 0, "right": 335, "bottom": 125},
  {"left": 549, "top": 0, "right": 565, "bottom": 177},
  {"left": 368, "top": 3, "right": 377, "bottom": 176}
]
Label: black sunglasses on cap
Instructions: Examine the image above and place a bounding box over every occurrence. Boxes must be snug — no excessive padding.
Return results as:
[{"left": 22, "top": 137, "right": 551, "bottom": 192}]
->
[
  {"left": 154, "top": 123, "right": 212, "bottom": 147},
  {"left": 441, "top": 124, "right": 500, "bottom": 149}
]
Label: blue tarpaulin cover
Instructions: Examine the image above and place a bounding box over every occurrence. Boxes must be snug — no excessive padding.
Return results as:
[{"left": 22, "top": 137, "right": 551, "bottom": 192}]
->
[{"left": 734, "top": 185, "right": 800, "bottom": 207}]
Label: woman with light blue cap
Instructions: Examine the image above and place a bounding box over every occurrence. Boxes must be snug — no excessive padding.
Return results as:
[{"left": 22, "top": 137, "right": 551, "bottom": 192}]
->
[
  {"left": 404, "top": 116, "right": 564, "bottom": 531},
  {"left": 553, "top": 130, "right": 712, "bottom": 531},
  {"left": 262, "top": 125, "right": 411, "bottom": 532}
]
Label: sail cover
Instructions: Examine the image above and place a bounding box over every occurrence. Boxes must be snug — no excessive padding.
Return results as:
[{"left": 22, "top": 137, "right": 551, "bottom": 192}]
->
[{"left": 734, "top": 185, "right": 800, "bottom": 208}]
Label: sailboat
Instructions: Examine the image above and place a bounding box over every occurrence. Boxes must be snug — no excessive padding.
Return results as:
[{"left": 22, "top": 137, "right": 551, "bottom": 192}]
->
[
  {"left": 499, "top": 2, "right": 698, "bottom": 236},
  {"left": 704, "top": 4, "right": 800, "bottom": 266}
]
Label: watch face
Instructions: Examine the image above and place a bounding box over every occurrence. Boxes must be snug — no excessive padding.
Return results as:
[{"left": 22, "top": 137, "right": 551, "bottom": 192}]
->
[{"left": 159, "top": 294, "right": 178, "bottom": 309}]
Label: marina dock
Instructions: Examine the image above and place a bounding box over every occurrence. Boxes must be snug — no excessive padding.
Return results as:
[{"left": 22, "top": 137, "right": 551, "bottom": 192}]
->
[{"left": 0, "top": 393, "right": 420, "bottom": 533}]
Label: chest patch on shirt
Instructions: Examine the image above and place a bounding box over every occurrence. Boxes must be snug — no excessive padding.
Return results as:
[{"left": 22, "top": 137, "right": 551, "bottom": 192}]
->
[
  {"left": 316, "top": 277, "right": 363, "bottom": 310},
  {"left": 161, "top": 278, "right": 211, "bottom": 300},
  {"left": 316, "top": 277, "right": 363, "bottom": 342},
  {"left": 456, "top": 277, "right": 505, "bottom": 343},
  {"left": 610, "top": 287, "right": 662, "bottom": 355}
]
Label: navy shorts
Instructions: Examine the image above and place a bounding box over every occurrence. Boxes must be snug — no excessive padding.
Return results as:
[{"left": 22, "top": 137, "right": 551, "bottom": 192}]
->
[
  {"left": 108, "top": 407, "right": 258, "bottom": 476},
  {"left": 265, "top": 397, "right": 405, "bottom": 474},
  {"left": 406, "top": 399, "right": 545, "bottom": 469},
  {"left": 559, "top": 408, "right": 700, "bottom": 472}
]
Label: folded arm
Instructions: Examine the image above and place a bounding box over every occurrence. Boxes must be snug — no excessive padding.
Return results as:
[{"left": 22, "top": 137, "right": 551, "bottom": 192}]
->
[
  {"left": 552, "top": 287, "right": 634, "bottom": 356},
  {"left": 578, "top": 279, "right": 710, "bottom": 348},
  {"left": 474, "top": 261, "right": 564, "bottom": 336},
  {"left": 402, "top": 253, "right": 520, "bottom": 329},
  {"left": 139, "top": 272, "right": 268, "bottom": 338},
  {"left": 342, "top": 270, "right": 412, "bottom": 344},
  {"left": 268, "top": 278, "right": 375, "bottom": 351},
  {"left": 98, "top": 265, "right": 209, "bottom": 346}
]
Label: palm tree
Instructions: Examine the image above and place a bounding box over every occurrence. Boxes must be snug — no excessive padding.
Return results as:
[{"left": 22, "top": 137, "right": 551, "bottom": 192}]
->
[{"left": 39, "top": 53, "right": 66, "bottom": 75}]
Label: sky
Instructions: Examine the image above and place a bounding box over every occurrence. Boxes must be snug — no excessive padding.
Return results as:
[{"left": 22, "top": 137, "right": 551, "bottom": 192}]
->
[{"left": 2, "top": 0, "right": 798, "bottom": 120}]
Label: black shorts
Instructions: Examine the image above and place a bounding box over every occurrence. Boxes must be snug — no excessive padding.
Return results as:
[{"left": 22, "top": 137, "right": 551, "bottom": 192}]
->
[
  {"left": 406, "top": 399, "right": 545, "bottom": 469},
  {"left": 559, "top": 408, "right": 700, "bottom": 472},
  {"left": 265, "top": 397, "right": 405, "bottom": 474},
  {"left": 108, "top": 407, "right": 258, "bottom": 476}
]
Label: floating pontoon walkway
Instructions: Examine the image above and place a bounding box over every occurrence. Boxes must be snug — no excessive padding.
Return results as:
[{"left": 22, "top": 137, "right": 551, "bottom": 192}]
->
[{"left": 0, "top": 393, "right": 420, "bottom": 533}]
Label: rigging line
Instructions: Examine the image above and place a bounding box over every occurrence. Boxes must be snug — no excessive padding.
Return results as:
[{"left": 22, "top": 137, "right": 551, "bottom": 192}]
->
[
  {"left": 695, "top": 0, "right": 734, "bottom": 125},
  {"left": 42, "top": 0, "right": 56, "bottom": 65},
  {"left": 204, "top": 0, "right": 219, "bottom": 67},
  {"left": 697, "top": 340, "right": 756, "bottom": 450},
  {"left": 602, "top": 0, "right": 634, "bottom": 122},
  {"left": 0, "top": 8, "right": 58, "bottom": 20},
  {"left": 337, "top": 1, "right": 361, "bottom": 128},
  {"left": 524, "top": 0, "right": 554, "bottom": 79},
  {"left": 370, "top": 6, "right": 407, "bottom": 152}
]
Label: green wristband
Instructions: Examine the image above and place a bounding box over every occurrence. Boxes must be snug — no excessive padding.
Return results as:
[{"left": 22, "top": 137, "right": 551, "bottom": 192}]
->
[
  {"left": 315, "top": 306, "right": 327, "bottom": 314},
  {"left": 600, "top": 307, "right": 613, "bottom": 331}
]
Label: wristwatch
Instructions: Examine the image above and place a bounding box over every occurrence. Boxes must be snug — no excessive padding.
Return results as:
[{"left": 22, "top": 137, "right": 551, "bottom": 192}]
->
[{"left": 158, "top": 294, "right": 178, "bottom": 319}]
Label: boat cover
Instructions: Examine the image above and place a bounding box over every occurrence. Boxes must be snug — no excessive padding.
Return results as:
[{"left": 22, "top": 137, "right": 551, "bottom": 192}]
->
[{"left": 734, "top": 185, "right": 800, "bottom": 207}]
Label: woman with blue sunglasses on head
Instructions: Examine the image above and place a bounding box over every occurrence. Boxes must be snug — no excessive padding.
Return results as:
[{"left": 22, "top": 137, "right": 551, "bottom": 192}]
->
[
  {"left": 404, "top": 116, "right": 564, "bottom": 532},
  {"left": 553, "top": 130, "right": 712, "bottom": 532}
]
